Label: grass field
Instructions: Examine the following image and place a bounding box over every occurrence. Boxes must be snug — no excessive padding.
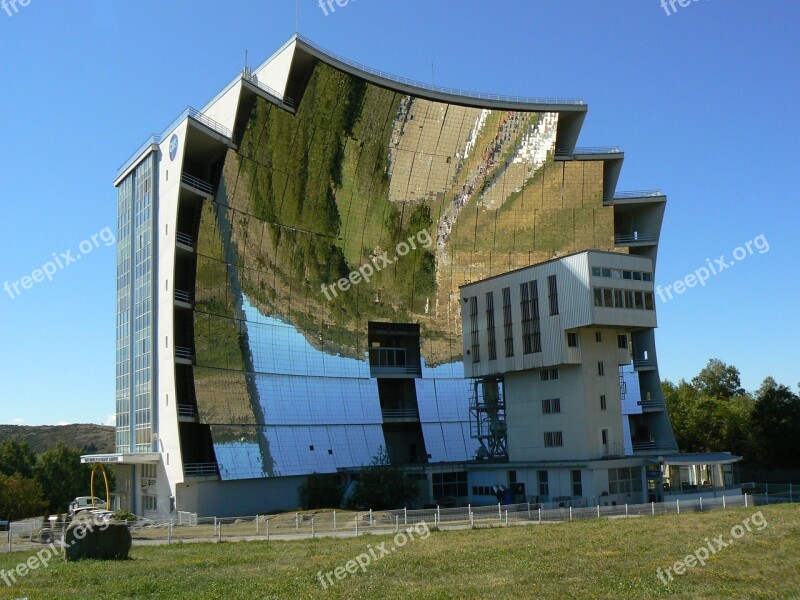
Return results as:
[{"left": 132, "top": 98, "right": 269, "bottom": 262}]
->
[{"left": 1, "top": 505, "right": 798, "bottom": 599}]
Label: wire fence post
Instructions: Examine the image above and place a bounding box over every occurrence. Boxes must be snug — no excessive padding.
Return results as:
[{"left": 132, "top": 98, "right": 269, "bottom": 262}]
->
[
  {"left": 699, "top": 497, "right": 703, "bottom": 512},
  {"left": 569, "top": 507, "right": 572, "bottom": 522},
  {"left": 311, "top": 516, "right": 315, "bottom": 539},
  {"left": 333, "top": 511, "right": 337, "bottom": 531},
  {"left": 676, "top": 499, "right": 680, "bottom": 514},
  {"left": 470, "top": 510, "right": 474, "bottom": 528},
  {"left": 723, "top": 495, "right": 726, "bottom": 509},
  {"left": 256, "top": 515, "right": 259, "bottom": 534},
  {"left": 355, "top": 516, "right": 359, "bottom": 537},
  {"left": 267, "top": 518, "right": 270, "bottom": 541},
  {"left": 395, "top": 515, "right": 399, "bottom": 533},
  {"left": 538, "top": 507, "right": 541, "bottom": 524},
  {"left": 404, "top": 507, "right": 407, "bottom": 526},
  {"left": 295, "top": 513, "right": 299, "bottom": 530},
  {"left": 625, "top": 503, "right": 628, "bottom": 517},
  {"left": 498, "top": 503, "right": 501, "bottom": 520},
  {"left": 597, "top": 504, "right": 600, "bottom": 519},
  {"left": 168, "top": 520, "right": 173, "bottom": 545},
  {"left": 217, "top": 520, "right": 222, "bottom": 542},
  {"left": 651, "top": 502, "right": 655, "bottom": 515},
  {"left": 504, "top": 510, "right": 508, "bottom": 526},
  {"left": 369, "top": 509, "right": 373, "bottom": 527},
  {"left": 527, "top": 502, "right": 531, "bottom": 520},
  {"left": 744, "top": 493, "right": 748, "bottom": 508},
  {"left": 437, "top": 505, "right": 441, "bottom": 526}
]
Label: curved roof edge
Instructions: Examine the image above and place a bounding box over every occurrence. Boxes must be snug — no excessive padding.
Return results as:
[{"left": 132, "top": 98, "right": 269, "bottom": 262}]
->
[{"left": 290, "top": 35, "right": 587, "bottom": 113}]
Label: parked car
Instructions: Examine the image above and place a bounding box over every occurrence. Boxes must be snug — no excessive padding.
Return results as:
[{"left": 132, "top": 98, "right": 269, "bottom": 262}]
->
[
  {"left": 69, "top": 496, "right": 106, "bottom": 516},
  {"left": 0, "top": 520, "right": 9, "bottom": 531}
]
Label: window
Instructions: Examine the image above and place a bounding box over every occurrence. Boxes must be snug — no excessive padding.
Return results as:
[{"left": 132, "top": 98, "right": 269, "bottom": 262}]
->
[
  {"left": 643, "top": 272, "right": 653, "bottom": 282},
  {"left": 472, "top": 486, "right": 495, "bottom": 496},
  {"left": 538, "top": 470, "right": 549, "bottom": 497},
  {"left": 603, "top": 288, "right": 613, "bottom": 307},
  {"left": 594, "top": 288, "right": 603, "bottom": 307},
  {"left": 595, "top": 331, "right": 602, "bottom": 343},
  {"left": 544, "top": 431, "right": 563, "bottom": 447},
  {"left": 502, "top": 287, "right": 514, "bottom": 357},
  {"left": 469, "top": 296, "right": 480, "bottom": 363},
  {"left": 614, "top": 290, "right": 623, "bottom": 308},
  {"left": 142, "top": 495, "right": 158, "bottom": 512},
  {"left": 601, "top": 429, "right": 609, "bottom": 445},
  {"left": 625, "top": 290, "right": 634, "bottom": 309},
  {"left": 521, "top": 281, "right": 541, "bottom": 354},
  {"left": 602, "top": 268, "right": 611, "bottom": 278},
  {"left": 567, "top": 332, "right": 578, "bottom": 347},
  {"left": 635, "top": 291, "right": 644, "bottom": 310},
  {"left": 633, "top": 271, "right": 643, "bottom": 281},
  {"left": 608, "top": 467, "right": 643, "bottom": 495},
  {"left": 542, "top": 398, "right": 561, "bottom": 414},
  {"left": 617, "top": 334, "right": 628, "bottom": 349},
  {"left": 600, "top": 394, "right": 607, "bottom": 410},
  {"left": 486, "top": 292, "right": 497, "bottom": 360},
  {"left": 572, "top": 470, "right": 583, "bottom": 497},
  {"left": 622, "top": 270, "right": 632, "bottom": 280},
  {"left": 540, "top": 368, "right": 559, "bottom": 382},
  {"left": 432, "top": 472, "right": 468, "bottom": 498},
  {"left": 644, "top": 292, "right": 654, "bottom": 311},
  {"left": 598, "top": 361, "right": 605, "bottom": 376},
  {"left": 592, "top": 267, "right": 601, "bottom": 276},
  {"left": 548, "top": 275, "right": 559, "bottom": 315}
]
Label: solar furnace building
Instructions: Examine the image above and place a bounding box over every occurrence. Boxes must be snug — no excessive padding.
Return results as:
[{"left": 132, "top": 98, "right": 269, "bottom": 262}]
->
[{"left": 95, "top": 35, "right": 674, "bottom": 518}]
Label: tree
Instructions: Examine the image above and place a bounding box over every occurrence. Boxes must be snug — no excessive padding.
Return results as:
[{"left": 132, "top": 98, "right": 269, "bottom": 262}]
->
[
  {"left": 691, "top": 358, "right": 745, "bottom": 399},
  {"left": 298, "top": 473, "right": 343, "bottom": 509},
  {"left": 0, "top": 473, "right": 47, "bottom": 521},
  {"left": 34, "top": 442, "right": 111, "bottom": 513},
  {"left": 751, "top": 377, "right": 800, "bottom": 467},
  {"left": 0, "top": 438, "right": 37, "bottom": 478},
  {"left": 346, "top": 447, "right": 420, "bottom": 510}
]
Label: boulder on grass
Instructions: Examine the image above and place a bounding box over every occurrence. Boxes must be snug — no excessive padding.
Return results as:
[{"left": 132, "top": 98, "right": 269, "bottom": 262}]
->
[{"left": 64, "top": 517, "right": 132, "bottom": 561}]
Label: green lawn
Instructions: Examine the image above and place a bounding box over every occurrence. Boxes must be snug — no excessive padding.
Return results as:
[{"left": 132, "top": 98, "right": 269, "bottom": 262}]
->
[{"left": 1, "top": 505, "right": 798, "bottom": 599}]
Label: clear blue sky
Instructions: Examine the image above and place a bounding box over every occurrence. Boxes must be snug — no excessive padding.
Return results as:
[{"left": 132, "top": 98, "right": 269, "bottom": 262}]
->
[{"left": 1, "top": 0, "right": 797, "bottom": 426}]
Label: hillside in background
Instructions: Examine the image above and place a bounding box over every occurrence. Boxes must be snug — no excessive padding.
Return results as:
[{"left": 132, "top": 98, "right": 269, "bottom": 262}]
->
[{"left": 0, "top": 424, "right": 114, "bottom": 454}]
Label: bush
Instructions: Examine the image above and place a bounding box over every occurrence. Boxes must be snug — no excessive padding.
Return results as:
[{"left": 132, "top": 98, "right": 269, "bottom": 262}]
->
[{"left": 298, "top": 473, "right": 342, "bottom": 509}]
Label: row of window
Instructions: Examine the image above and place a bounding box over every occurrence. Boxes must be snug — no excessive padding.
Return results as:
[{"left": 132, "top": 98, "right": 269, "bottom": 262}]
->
[
  {"left": 544, "top": 431, "right": 563, "bottom": 447},
  {"left": 541, "top": 395, "right": 607, "bottom": 414},
  {"left": 567, "top": 331, "right": 629, "bottom": 349},
  {"left": 432, "top": 471, "right": 468, "bottom": 498},
  {"left": 608, "top": 467, "right": 643, "bottom": 495},
  {"left": 594, "top": 287, "right": 655, "bottom": 311},
  {"left": 540, "top": 368, "right": 559, "bottom": 381},
  {"left": 592, "top": 267, "right": 652, "bottom": 282}
]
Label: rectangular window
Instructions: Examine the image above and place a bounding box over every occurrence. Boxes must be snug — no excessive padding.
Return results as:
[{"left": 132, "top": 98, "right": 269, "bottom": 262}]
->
[
  {"left": 432, "top": 471, "right": 468, "bottom": 498},
  {"left": 591, "top": 267, "right": 602, "bottom": 277},
  {"left": 622, "top": 270, "right": 632, "bottom": 280},
  {"left": 544, "top": 431, "right": 563, "bottom": 447},
  {"left": 520, "top": 281, "right": 541, "bottom": 354},
  {"left": 598, "top": 361, "right": 605, "bottom": 376},
  {"left": 643, "top": 272, "right": 653, "bottom": 282},
  {"left": 594, "top": 288, "right": 603, "bottom": 307},
  {"left": 486, "top": 292, "right": 497, "bottom": 360},
  {"left": 633, "top": 272, "right": 643, "bottom": 281},
  {"left": 469, "top": 296, "right": 480, "bottom": 363},
  {"left": 601, "top": 268, "right": 611, "bottom": 278},
  {"left": 502, "top": 287, "right": 514, "bottom": 357},
  {"left": 600, "top": 394, "right": 607, "bottom": 410},
  {"left": 572, "top": 470, "right": 583, "bottom": 497},
  {"left": 595, "top": 331, "right": 602, "bottom": 343},
  {"left": 614, "top": 290, "right": 624, "bottom": 308},
  {"left": 548, "top": 274, "right": 559, "bottom": 315},
  {"left": 608, "top": 467, "right": 643, "bottom": 495},
  {"left": 644, "top": 292, "right": 654, "bottom": 311},
  {"left": 603, "top": 288, "right": 613, "bottom": 308},
  {"left": 540, "top": 368, "right": 559, "bottom": 382},
  {"left": 538, "top": 470, "right": 549, "bottom": 497},
  {"left": 635, "top": 291, "right": 645, "bottom": 310},
  {"left": 618, "top": 334, "right": 628, "bottom": 349},
  {"left": 625, "top": 290, "right": 634, "bottom": 309},
  {"left": 602, "top": 429, "right": 609, "bottom": 445},
  {"left": 567, "top": 332, "right": 578, "bottom": 347},
  {"left": 542, "top": 398, "right": 561, "bottom": 414}
]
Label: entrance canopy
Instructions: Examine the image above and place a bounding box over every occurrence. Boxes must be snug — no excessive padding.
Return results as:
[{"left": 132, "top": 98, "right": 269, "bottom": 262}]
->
[{"left": 80, "top": 453, "right": 160, "bottom": 465}]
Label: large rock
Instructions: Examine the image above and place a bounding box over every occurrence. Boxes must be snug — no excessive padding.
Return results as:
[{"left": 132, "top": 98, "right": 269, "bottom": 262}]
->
[{"left": 64, "top": 517, "right": 132, "bottom": 561}]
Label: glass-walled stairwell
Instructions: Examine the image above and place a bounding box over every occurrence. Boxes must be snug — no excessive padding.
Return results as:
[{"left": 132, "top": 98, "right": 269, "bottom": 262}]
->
[{"left": 116, "top": 155, "right": 157, "bottom": 454}]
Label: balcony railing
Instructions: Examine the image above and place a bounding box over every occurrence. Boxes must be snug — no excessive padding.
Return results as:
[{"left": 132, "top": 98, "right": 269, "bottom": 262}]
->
[
  {"left": 633, "top": 359, "right": 656, "bottom": 370},
  {"left": 241, "top": 70, "right": 295, "bottom": 108},
  {"left": 183, "top": 463, "right": 218, "bottom": 477},
  {"left": 178, "top": 404, "right": 197, "bottom": 419},
  {"left": 295, "top": 34, "right": 585, "bottom": 107},
  {"left": 632, "top": 441, "right": 676, "bottom": 453},
  {"left": 615, "top": 233, "right": 657, "bottom": 245},
  {"left": 602, "top": 443, "right": 626, "bottom": 458},
  {"left": 381, "top": 408, "right": 420, "bottom": 421},
  {"left": 174, "top": 289, "right": 193, "bottom": 304},
  {"left": 176, "top": 232, "right": 194, "bottom": 248},
  {"left": 638, "top": 398, "right": 665, "bottom": 410},
  {"left": 613, "top": 190, "right": 665, "bottom": 200},
  {"left": 181, "top": 172, "right": 214, "bottom": 196},
  {"left": 175, "top": 346, "right": 194, "bottom": 361}
]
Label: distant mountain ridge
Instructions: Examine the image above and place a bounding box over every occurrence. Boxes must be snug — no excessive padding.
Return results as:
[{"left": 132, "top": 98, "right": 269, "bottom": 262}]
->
[{"left": 0, "top": 424, "right": 115, "bottom": 454}]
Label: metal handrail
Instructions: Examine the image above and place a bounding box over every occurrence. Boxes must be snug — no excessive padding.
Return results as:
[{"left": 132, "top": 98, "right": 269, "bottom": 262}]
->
[
  {"left": 633, "top": 359, "right": 656, "bottom": 368},
  {"left": 116, "top": 107, "right": 232, "bottom": 180},
  {"left": 615, "top": 233, "right": 657, "bottom": 244},
  {"left": 614, "top": 190, "right": 664, "bottom": 199},
  {"left": 381, "top": 408, "right": 420, "bottom": 419},
  {"left": 177, "top": 405, "right": 197, "bottom": 418},
  {"left": 176, "top": 232, "right": 193, "bottom": 247},
  {"left": 175, "top": 346, "right": 194, "bottom": 360},
  {"left": 181, "top": 172, "right": 214, "bottom": 195},
  {"left": 241, "top": 71, "right": 295, "bottom": 108},
  {"left": 174, "top": 289, "right": 192, "bottom": 304},
  {"left": 184, "top": 463, "right": 218, "bottom": 477},
  {"left": 602, "top": 443, "right": 626, "bottom": 457},
  {"left": 295, "top": 34, "right": 585, "bottom": 107}
]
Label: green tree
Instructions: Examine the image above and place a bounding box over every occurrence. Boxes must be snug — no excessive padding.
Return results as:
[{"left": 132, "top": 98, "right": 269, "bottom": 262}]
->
[
  {"left": 34, "top": 442, "right": 109, "bottom": 513},
  {"left": 298, "top": 473, "right": 343, "bottom": 510},
  {"left": 0, "top": 438, "right": 37, "bottom": 478},
  {"left": 751, "top": 377, "right": 800, "bottom": 467},
  {"left": 346, "top": 447, "right": 419, "bottom": 510},
  {"left": 0, "top": 473, "right": 48, "bottom": 521},
  {"left": 691, "top": 358, "right": 745, "bottom": 399}
]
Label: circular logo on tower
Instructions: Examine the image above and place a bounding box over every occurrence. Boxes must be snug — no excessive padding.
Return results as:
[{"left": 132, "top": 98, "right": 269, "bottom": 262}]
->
[{"left": 169, "top": 134, "right": 179, "bottom": 161}]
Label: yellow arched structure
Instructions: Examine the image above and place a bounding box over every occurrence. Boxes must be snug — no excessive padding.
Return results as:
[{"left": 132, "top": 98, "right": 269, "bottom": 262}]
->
[{"left": 90, "top": 463, "right": 111, "bottom": 509}]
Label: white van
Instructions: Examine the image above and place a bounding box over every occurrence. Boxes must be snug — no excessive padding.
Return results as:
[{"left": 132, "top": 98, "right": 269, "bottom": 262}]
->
[{"left": 69, "top": 496, "right": 107, "bottom": 515}]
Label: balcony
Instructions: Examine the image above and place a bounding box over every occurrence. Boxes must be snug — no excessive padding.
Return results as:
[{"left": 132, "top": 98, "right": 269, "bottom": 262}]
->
[
  {"left": 555, "top": 146, "right": 622, "bottom": 160},
  {"left": 180, "top": 173, "right": 214, "bottom": 197},
  {"left": 632, "top": 441, "right": 676, "bottom": 454},
  {"left": 183, "top": 463, "right": 218, "bottom": 478},
  {"left": 638, "top": 398, "right": 665, "bottom": 412},
  {"left": 175, "top": 346, "right": 194, "bottom": 364},
  {"left": 174, "top": 289, "right": 193, "bottom": 308},
  {"left": 176, "top": 232, "right": 194, "bottom": 252},
  {"left": 615, "top": 232, "right": 657, "bottom": 246},
  {"left": 368, "top": 346, "right": 421, "bottom": 378},
  {"left": 381, "top": 408, "right": 420, "bottom": 423},
  {"left": 633, "top": 358, "right": 656, "bottom": 371},
  {"left": 602, "top": 443, "right": 626, "bottom": 458},
  {"left": 178, "top": 404, "right": 198, "bottom": 422},
  {"left": 606, "top": 189, "right": 666, "bottom": 206}
]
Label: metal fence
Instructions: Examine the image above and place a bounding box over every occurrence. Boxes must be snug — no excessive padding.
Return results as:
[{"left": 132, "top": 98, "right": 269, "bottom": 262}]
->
[{"left": 3, "top": 485, "right": 797, "bottom": 555}]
